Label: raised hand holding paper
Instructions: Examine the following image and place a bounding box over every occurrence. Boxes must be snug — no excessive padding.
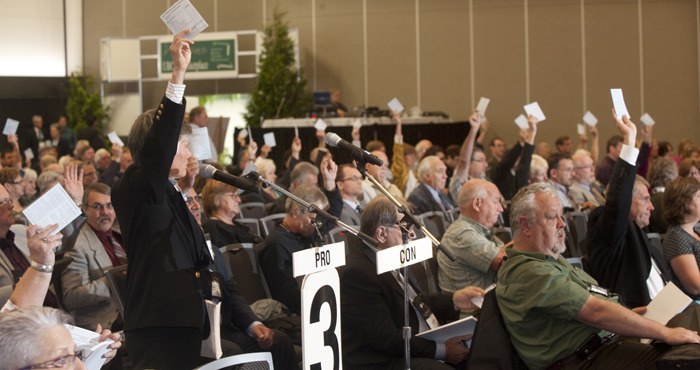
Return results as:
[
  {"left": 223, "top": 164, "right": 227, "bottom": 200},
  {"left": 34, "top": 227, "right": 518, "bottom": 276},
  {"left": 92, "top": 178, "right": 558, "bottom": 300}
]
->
[
  {"left": 160, "top": 0, "right": 209, "bottom": 39},
  {"left": 294, "top": 125, "right": 299, "bottom": 138},
  {"left": 387, "top": 97, "right": 405, "bottom": 114},
  {"left": 523, "top": 102, "right": 546, "bottom": 121},
  {"left": 189, "top": 127, "right": 212, "bottom": 160},
  {"left": 263, "top": 132, "right": 277, "bottom": 147},
  {"left": 610, "top": 89, "right": 630, "bottom": 120},
  {"left": 24, "top": 148, "right": 34, "bottom": 160},
  {"left": 476, "top": 97, "right": 490, "bottom": 116},
  {"left": 582, "top": 111, "right": 598, "bottom": 127},
  {"left": 514, "top": 114, "right": 529, "bottom": 129},
  {"left": 640, "top": 113, "right": 655, "bottom": 126},
  {"left": 314, "top": 118, "right": 328, "bottom": 132},
  {"left": 3, "top": 118, "right": 19, "bottom": 136},
  {"left": 577, "top": 124, "right": 586, "bottom": 135},
  {"left": 353, "top": 118, "right": 362, "bottom": 130},
  {"left": 107, "top": 131, "right": 125, "bottom": 147}
]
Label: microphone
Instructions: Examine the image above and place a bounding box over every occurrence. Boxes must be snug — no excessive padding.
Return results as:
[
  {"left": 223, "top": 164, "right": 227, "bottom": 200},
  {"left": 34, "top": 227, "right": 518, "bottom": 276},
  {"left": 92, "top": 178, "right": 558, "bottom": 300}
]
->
[
  {"left": 325, "top": 132, "right": 383, "bottom": 166},
  {"left": 198, "top": 164, "right": 262, "bottom": 194}
]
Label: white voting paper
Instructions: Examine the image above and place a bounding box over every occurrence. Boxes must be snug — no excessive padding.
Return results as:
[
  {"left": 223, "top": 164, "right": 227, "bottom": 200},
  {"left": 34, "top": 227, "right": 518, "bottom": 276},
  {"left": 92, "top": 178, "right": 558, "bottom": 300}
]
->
[
  {"left": 376, "top": 237, "right": 432, "bottom": 275},
  {"left": 107, "top": 131, "right": 124, "bottom": 147},
  {"left": 189, "top": 126, "right": 212, "bottom": 160},
  {"left": 577, "top": 124, "right": 586, "bottom": 135},
  {"left": 640, "top": 113, "right": 656, "bottom": 126},
  {"left": 314, "top": 118, "right": 328, "bottom": 132},
  {"left": 24, "top": 148, "right": 34, "bottom": 160},
  {"left": 294, "top": 125, "right": 299, "bottom": 138},
  {"left": 353, "top": 118, "right": 362, "bottom": 130},
  {"left": 387, "top": 97, "right": 405, "bottom": 114},
  {"left": 293, "top": 241, "right": 346, "bottom": 277},
  {"left": 610, "top": 89, "right": 630, "bottom": 120},
  {"left": 523, "top": 102, "right": 546, "bottom": 122},
  {"left": 514, "top": 114, "right": 529, "bottom": 130},
  {"left": 417, "top": 316, "right": 478, "bottom": 342},
  {"left": 263, "top": 132, "right": 277, "bottom": 148},
  {"left": 583, "top": 111, "right": 598, "bottom": 127},
  {"left": 160, "top": 0, "right": 209, "bottom": 39},
  {"left": 66, "top": 324, "right": 114, "bottom": 370},
  {"left": 3, "top": 118, "right": 19, "bottom": 135},
  {"left": 641, "top": 282, "right": 692, "bottom": 343},
  {"left": 23, "top": 184, "right": 81, "bottom": 235},
  {"left": 476, "top": 97, "right": 490, "bottom": 116},
  {"left": 470, "top": 284, "right": 495, "bottom": 309}
]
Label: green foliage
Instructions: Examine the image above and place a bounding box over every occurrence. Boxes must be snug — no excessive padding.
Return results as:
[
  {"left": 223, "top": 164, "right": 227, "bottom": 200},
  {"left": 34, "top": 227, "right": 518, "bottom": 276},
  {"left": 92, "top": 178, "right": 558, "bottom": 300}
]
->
[
  {"left": 65, "top": 73, "right": 109, "bottom": 132},
  {"left": 244, "top": 10, "right": 311, "bottom": 127}
]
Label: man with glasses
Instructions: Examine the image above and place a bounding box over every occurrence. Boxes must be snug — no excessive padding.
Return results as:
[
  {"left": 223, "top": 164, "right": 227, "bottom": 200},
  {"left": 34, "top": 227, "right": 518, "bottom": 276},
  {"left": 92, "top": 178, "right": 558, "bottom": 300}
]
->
[
  {"left": 62, "top": 182, "right": 124, "bottom": 331},
  {"left": 570, "top": 149, "right": 606, "bottom": 210},
  {"left": 337, "top": 164, "right": 365, "bottom": 226},
  {"left": 547, "top": 152, "right": 577, "bottom": 212}
]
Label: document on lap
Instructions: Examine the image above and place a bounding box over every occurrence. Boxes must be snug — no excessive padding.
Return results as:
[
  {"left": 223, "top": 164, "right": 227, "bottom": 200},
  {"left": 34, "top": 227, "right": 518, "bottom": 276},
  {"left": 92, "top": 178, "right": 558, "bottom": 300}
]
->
[
  {"left": 416, "top": 315, "right": 478, "bottom": 342},
  {"left": 640, "top": 282, "right": 692, "bottom": 343},
  {"left": 23, "top": 184, "right": 81, "bottom": 235}
]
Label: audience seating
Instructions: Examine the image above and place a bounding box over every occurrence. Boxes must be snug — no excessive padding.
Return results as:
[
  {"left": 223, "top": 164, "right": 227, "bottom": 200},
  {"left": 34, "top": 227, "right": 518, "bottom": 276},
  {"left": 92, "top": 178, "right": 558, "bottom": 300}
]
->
[
  {"left": 416, "top": 211, "right": 448, "bottom": 240},
  {"left": 220, "top": 243, "right": 272, "bottom": 304},
  {"left": 238, "top": 218, "right": 262, "bottom": 239},
  {"left": 447, "top": 207, "right": 460, "bottom": 224},
  {"left": 194, "top": 351, "right": 274, "bottom": 370},
  {"left": 328, "top": 227, "right": 347, "bottom": 244},
  {"left": 565, "top": 211, "right": 588, "bottom": 257},
  {"left": 239, "top": 202, "right": 268, "bottom": 219},
  {"left": 260, "top": 214, "right": 285, "bottom": 238},
  {"left": 105, "top": 264, "right": 128, "bottom": 321},
  {"left": 50, "top": 256, "right": 73, "bottom": 310}
]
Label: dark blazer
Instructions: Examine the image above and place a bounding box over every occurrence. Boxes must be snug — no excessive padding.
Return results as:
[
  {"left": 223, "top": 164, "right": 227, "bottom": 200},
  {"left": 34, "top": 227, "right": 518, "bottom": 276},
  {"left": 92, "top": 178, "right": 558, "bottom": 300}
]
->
[
  {"left": 585, "top": 158, "right": 672, "bottom": 308},
  {"left": 339, "top": 235, "right": 458, "bottom": 370},
  {"left": 112, "top": 96, "right": 211, "bottom": 331},
  {"left": 490, "top": 143, "right": 534, "bottom": 201},
  {"left": 407, "top": 183, "right": 454, "bottom": 216}
]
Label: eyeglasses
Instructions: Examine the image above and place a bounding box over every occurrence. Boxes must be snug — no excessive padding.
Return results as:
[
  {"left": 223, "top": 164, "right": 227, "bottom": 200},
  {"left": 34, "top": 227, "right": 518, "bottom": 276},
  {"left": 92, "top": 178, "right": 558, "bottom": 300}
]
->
[
  {"left": 20, "top": 351, "right": 84, "bottom": 369},
  {"left": 185, "top": 195, "right": 202, "bottom": 205},
  {"left": 471, "top": 158, "right": 487, "bottom": 163},
  {"left": 338, "top": 176, "right": 363, "bottom": 182},
  {"left": 388, "top": 221, "right": 417, "bottom": 239},
  {"left": 86, "top": 202, "right": 113, "bottom": 211}
]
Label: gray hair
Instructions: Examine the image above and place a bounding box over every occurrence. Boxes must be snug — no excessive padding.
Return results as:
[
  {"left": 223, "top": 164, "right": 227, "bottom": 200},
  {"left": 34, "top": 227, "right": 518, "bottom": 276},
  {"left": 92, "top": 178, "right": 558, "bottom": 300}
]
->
[
  {"left": 0, "top": 306, "right": 73, "bottom": 370},
  {"left": 289, "top": 162, "right": 319, "bottom": 189},
  {"left": 417, "top": 155, "right": 441, "bottom": 181},
  {"left": 647, "top": 157, "right": 678, "bottom": 189},
  {"left": 509, "top": 182, "right": 557, "bottom": 236},
  {"left": 36, "top": 171, "right": 62, "bottom": 194},
  {"left": 530, "top": 154, "right": 548, "bottom": 178},
  {"left": 94, "top": 148, "right": 111, "bottom": 163},
  {"left": 285, "top": 185, "right": 329, "bottom": 215},
  {"left": 22, "top": 168, "right": 38, "bottom": 182},
  {"left": 360, "top": 196, "right": 400, "bottom": 236},
  {"left": 255, "top": 158, "right": 276, "bottom": 179}
]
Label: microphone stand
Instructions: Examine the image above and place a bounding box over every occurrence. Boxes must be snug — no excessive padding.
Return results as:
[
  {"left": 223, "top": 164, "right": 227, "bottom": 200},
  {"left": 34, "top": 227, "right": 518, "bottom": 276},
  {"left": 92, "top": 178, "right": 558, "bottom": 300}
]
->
[{"left": 250, "top": 172, "right": 379, "bottom": 248}]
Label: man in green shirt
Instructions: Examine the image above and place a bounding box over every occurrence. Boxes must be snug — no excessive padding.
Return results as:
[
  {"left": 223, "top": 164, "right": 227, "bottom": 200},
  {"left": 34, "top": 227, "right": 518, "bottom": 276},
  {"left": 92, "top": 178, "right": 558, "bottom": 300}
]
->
[{"left": 497, "top": 162, "right": 700, "bottom": 369}]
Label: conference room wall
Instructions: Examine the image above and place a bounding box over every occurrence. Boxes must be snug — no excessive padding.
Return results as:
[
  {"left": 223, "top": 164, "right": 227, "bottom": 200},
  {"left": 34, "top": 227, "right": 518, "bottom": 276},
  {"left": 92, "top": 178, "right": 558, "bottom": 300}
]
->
[{"left": 83, "top": 0, "right": 700, "bottom": 153}]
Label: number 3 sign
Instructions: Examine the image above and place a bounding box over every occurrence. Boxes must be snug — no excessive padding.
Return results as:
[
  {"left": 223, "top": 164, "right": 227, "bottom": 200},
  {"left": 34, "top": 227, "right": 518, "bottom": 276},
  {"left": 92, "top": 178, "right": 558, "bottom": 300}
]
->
[{"left": 301, "top": 268, "right": 342, "bottom": 370}]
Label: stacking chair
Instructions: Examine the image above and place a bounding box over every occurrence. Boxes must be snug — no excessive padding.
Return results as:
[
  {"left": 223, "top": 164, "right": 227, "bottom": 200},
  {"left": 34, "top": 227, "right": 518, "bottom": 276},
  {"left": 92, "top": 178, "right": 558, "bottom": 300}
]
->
[
  {"left": 260, "top": 214, "right": 285, "bottom": 238},
  {"left": 416, "top": 211, "right": 448, "bottom": 240},
  {"left": 194, "top": 351, "right": 274, "bottom": 370},
  {"left": 565, "top": 211, "right": 588, "bottom": 257},
  {"left": 237, "top": 218, "right": 262, "bottom": 239},
  {"left": 219, "top": 243, "right": 271, "bottom": 304},
  {"left": 239, "top": 202, "right": 268, "bottom": 219}
]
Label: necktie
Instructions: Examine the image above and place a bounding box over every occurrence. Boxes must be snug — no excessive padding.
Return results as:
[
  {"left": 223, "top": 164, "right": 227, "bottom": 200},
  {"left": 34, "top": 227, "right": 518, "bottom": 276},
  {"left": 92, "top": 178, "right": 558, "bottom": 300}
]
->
[{"left": 356, "top": 204, "right": 363, "bottom": 215}]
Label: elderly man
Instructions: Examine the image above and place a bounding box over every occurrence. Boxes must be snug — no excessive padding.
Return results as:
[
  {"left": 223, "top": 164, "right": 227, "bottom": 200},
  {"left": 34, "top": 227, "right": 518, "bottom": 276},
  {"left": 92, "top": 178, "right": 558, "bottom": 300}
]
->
[
  {"left": 361, "top": 150, "right": 403, "bottom": 202},
  {"left": 336, "top": 164, "right": 364, "bottom": 226},
  {"left": 438, "top": 179, "right": 505, "bottom": 292},
  {"left": 570, "top": 149, "right": 605, "bottom": 210},
  {"left": 94, "top": 144, "right": 124, "bottom": 186},
  {"left": 340, "top": 196, "right": 485, "bottom": 370},
  {"left": 586, "top": 115, "right": 673, "bottom": 308},
  {"left": 62, "top": 182, "right": 124, "bottom": 331},
  {"left": 547, "top": 152, "right": 576, "bottom": 212},
  {"left": 407, "top": 155, "right": 454, "bottom": 221},
  {"left": 496, "top": 182, "right": 700, "bottom": 369},
  {"left": 267, "top": 157, "right": 340, "bottom": 216}
]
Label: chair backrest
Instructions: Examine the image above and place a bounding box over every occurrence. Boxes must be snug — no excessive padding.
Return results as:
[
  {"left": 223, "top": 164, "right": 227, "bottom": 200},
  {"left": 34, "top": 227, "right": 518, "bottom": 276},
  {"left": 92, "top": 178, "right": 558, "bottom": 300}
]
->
[
  {"left": 260, "top": 214, "right": 285, "bottom": 238},
  {"left": 417, "top": 211, "right": 447, "bottom": 240},
  {"left": 238, "top": 218, "right": 262, "bottom": 239},
  {"left": 447, "top": 207, "right": 460, "bottom": 225},
  {"left": 220, "top": 243, "right": 271, "bottom": 303},
  {"left": 328, "top": 227, "right": 347, "bottom": 244},
  {"left": 239, "top": 202, "right": 268, "bottom": 219},
  {"left": 104, "top": 264, "right": 128, "bottom": 321},
  {"left": 565, "top": 211, "right": 588, "bottom": 257},
  {"left": 491, "top": 227, "right": 513, "bottom": 244},
  {"left": 195, "top": 351, "right": 274, "bottom": 370},
  {"left": 51, "top": 256, "right": 73, "bottom": 310}
]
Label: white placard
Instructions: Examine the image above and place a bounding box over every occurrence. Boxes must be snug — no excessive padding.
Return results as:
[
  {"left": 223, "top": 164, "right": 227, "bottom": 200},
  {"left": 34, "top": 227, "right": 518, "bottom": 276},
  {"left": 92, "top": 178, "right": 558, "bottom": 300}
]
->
[
  {"left": 640, "top": 113, "right": 655, "bottom": 126},
  {"left": 514, "top": 114, "right": 529, "bottom": 130},
  {"left": 294, "top": 126, "right": 299, "bottom": 138},
  {"left": 160, "top": 0, "right": 209, "bottom": 39},
  {"left": 301, "top": 268, "right": 342, "bottom": 370},
  {"left": 375, "top": 237, "right": 432, "bottom": 275},
  {"left": 107, "top": 131, "right": 124, "bottom": 147},
  {"left": 3, "top": 118, "right": 19, "bottom": 135},
  {"left": 610, "top": 89, "right": 630, "bottom": 120},
  {"left": 475, "top": 97, "right": 490, "bottom": 116},
  {"left": 523, "top": 101, "right": 546, "bottom": 122},
  {"left": 293, "top": 241, "right": 346, "bottom": 277},
  {"left": 24, "top": 148, "right": 34, "bottom": 160},
  {"left": 387, "top": 97, "right": 405, "bottom": 114},
  {"left": 23, "top": 184, "right": 81, "bottom": 235},
  {"left": 189, "top": 126, "right": 212, "bottom": 160},
  {"left": 263, "top": 132, "right": 277, "bottom": 148},
  {"left": 352, "top": 118, "right": 362, "bottom": 130},
  {"left": 583, "top": 111, "right": 598, "bottom": 127},
  {"left": 314, "top": 119, "right": 328, "bottom": 132},
  {"left": 577, "top": 124, "right": 586, "bottom": 135}
]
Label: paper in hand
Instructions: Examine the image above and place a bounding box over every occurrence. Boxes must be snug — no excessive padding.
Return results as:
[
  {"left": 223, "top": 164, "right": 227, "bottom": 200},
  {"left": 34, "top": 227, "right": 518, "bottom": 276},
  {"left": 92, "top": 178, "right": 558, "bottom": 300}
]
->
[
  {"left": 3, "top": 118, "right": 19, "bottom": 136},
  {"left": 24, "top": 148, "right": 34, "bottom": 160},
  {"left": 582, "top": 111, "right": 598, "bottom": 127},
  {"left": 577, "top": 124, "right": 586, "bottom": 135},
  {"left": 610, "top": 89, "right": 630, "bottom": 120},
  {"left": 160, "top": 0, "right": 209, "bottom": 39},
  {"left": 189, "top": 126, "right": 212, "bottom": 160},
  {"left": 514, "top": 114, "right": 529, "bottom": 129},
  {"left": 314, "top": 119, "right": 328, "bottom": 132},
  {"left": 523, "top": 102, "right": 546, "bottom": 122},
  {"left": 476, "top": 97, "right": 490, "bottom": 116},
  {"left": 387, "top": 97, "right": 405, "bottom": 114},
  {"left": 353, "top": 118, "right": 362, "bottom": 130},
  {"left": 23, "top": 184, "right": 81, "bottom": 235},
  {"left": 107, "top": 131, "right": 125, "bottom": 147},
  {"left": 294, "top": 126, "right": 299, "bottom": 138},
  {"left": 640, "top": 113, "right": 655, "bottom": 126},
  {"left": 263, "top": 132, "right": 277, "bottom": 147}
]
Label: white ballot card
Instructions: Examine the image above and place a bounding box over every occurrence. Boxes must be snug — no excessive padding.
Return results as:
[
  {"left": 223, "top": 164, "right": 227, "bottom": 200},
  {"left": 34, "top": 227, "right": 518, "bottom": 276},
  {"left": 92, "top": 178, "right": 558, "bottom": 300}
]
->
[
  {"left": 23, "top": 184, "right": 81, "bottom": 235},
  {"left": 476, "top": 97, "right": 490, "bottom": 116},
  {"left": 263, "top": 132, "right": 277, "bottom": 148},
  {"left": 294, "top": 125, "right": 299, "bottom": 138},
  {"left": 523, "top": 101, "right": 546, "bottom": 122},
  {"left": 314, "top": 119, "right": 328, "bottom": 132},
  {"left": 470, "top": 284, "right": 495, "bottom": 309},
  {"left": 577, "top": 124, "right": 586, "bottom": 135},
  {"left": 3, "top": 118, "right": 19, "bottom": 135},
  {"left": 24, "top": 148, "right": 34, "bottom": 160},
  {"left": 107, "top": 131, "right": 124, "bottom": 147},
  {"left": 387, "top": 97, "right": 405, "bottom": 114},
  {"left": 189, "top": 126, "right": 212, "bottom": 160},
  {"left": 514, "top": 114, "right": 529, "bottom": 129},
  {"left": 640, "top": 113, "right": 656, "bottom": 126},
  {"left": 583, "top": 111, "right": 598, "bottom": 127},
  {"left": 160, "top": 0, "right": 209, "bottom": 39},
  {"left": 610, "top": 89, "right": 630, "bottom": 120},
  {"left": 353, "top": 118, "right": 362, "bottom": 130}
]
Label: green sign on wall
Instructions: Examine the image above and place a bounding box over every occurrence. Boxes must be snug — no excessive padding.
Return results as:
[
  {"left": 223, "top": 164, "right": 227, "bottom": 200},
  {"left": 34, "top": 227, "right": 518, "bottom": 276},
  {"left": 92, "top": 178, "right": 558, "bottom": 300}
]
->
[{"left": 161, "top": 38, "right": 236, "bottom": 75}]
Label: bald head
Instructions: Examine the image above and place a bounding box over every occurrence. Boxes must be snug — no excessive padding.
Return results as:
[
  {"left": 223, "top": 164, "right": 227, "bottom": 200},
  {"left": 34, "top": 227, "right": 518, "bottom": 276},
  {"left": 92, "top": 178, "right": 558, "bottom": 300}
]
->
[{"left": 459, "top": 179, "right": 503, "bottom": 228}]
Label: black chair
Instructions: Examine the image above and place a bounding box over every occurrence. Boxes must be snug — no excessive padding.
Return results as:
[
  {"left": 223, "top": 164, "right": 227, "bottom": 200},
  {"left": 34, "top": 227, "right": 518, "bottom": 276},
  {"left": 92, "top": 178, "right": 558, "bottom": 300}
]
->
[
  {"left": 105, "top": 264, "right": 128, "bottom": 321},
  {"left": 239, "top": 202, "right": 268, "bottom": 219},
  {"left": 237, "top": 218, "right": 262, "bottom": 239},
  {"left": 220, "top": 243, "right": 271, "bottom": 304},
  {"left": 566, "top": 211, "right": 588, "bottom": 257},
  {"left": 51, "top": 256, "right": 73, "bottom": 310},
  {"left": 328, "top": 227, "right": 347, "bottom": 244},
  {"left": 260, "top": 214, "right": 285, "bottom": 238},
  {"left": 416, "top": 211, "right": 448, "bottom": 240}
]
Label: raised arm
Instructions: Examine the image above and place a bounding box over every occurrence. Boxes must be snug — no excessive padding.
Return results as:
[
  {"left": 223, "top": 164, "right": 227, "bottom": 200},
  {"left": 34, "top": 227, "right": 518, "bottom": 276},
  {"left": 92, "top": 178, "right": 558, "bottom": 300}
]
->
[{"left": 453, "top": 111, "right": 482, "bottom": 184}]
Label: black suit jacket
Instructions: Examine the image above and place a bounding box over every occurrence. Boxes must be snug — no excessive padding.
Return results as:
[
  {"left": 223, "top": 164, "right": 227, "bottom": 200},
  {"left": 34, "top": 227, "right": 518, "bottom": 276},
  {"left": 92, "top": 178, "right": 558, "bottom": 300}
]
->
[
  {"left": 407, "top": 183, "right": 453, "bottom": 215},
  {"left": 339, "top": 235, "right": 458, "bottom": 369},
  {"left": 585, "top": 158, "right": 672, "bottom": 308},
  {"left": 112, "top": 96, "right": 212, "bottom": 331}
]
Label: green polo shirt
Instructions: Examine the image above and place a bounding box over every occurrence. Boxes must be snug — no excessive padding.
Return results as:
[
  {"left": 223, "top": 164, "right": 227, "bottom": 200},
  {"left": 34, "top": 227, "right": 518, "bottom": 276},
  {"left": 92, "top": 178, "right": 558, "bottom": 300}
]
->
[{"left": 496, "top": 248, "right": 619, "bottom": 370}]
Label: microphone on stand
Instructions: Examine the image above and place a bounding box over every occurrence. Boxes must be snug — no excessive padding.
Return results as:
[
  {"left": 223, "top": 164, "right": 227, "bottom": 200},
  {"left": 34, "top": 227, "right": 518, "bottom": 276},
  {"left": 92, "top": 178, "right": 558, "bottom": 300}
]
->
[
  {"left": 325, "top": 132, "right": 383, "bottom": 166},
  {"left": 198, "top": 164, "right": 262, "bottom": 194}
]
